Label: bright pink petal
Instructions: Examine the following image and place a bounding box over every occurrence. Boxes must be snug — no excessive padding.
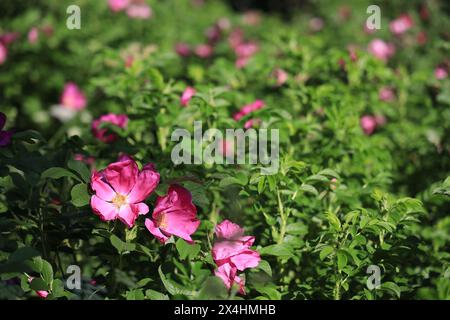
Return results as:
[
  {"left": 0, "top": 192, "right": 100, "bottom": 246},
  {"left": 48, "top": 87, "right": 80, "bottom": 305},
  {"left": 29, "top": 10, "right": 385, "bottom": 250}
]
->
[
  {"left": 145, "top": 218, "right": 169, "bottom": 243},
  {"left": 90, "top": 195, "right": 118, "bottom": 221},
  {"left": 90, "top": 171, "right": 115, "bottom": 201},
  {"left": 130, "top": 202, "right": 149, "bottom": 216},
  {"left": 229, "top": 250, "right": 260, "bottom": 271},
  {"left": 117, "top": 204, "right": 138, "bottom": 228},
  {"left": 103, "top": 159, "right": 138, "bottom": 194},
  {"left": 127, "top": 165, "right": 160, "bottom": 203}
]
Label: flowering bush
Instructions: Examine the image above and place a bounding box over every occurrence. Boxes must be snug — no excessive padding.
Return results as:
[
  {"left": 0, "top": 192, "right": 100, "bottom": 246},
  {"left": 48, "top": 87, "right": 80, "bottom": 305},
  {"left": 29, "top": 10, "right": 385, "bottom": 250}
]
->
[{"left": 0, "top": 0, "right": 449, "bottom": 300}]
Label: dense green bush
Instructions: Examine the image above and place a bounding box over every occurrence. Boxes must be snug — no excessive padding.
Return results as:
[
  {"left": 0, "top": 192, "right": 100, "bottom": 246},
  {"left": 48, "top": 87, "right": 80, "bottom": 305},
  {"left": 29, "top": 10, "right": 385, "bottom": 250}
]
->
[{"left": 0, "top": 0, "right": 449, "bottom": 300}]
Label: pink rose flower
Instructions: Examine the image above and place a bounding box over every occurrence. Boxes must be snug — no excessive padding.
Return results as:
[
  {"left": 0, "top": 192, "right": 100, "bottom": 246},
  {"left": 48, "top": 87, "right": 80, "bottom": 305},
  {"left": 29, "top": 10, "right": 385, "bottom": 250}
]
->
[
  {"left": 194, "top": 44, "right": 213, "bottom": 58},
  {"left": 212, "top": 220, "right": 260, "bottom": 294},
  {"left": 126, "top": 3, "right": 152, "bottom": 19},
  {"left": 0, "top": 43, "right": 7, "bottom": 65},
  {"left": 90, "top": 155, "right": 160, "bottom": 228},
  {"left": 108, "top": 0, "right": 129, "bottom": 12},
  {"left": 272, "top": 68, "right": 288, "bottom": 86},
  {"left": 0, "top": 112, "right": 13, "bottom": 147},
  {"left": 27, "top": 27, "right": 39, "bottom": 44},
  {"left": 360, "top": 115, "right": 377, "bottom": 135},
  {"left": 233, "top": 100, "right": 265, "bottom": 121},
  {"left": 180, "top": 86, "right": 196, "bottom": 107},
  {"left": 367, "top": 39, "right": 395, "bottom": 61},
  {"left": 60, "top": 82, "right": 87, "bottom": 110},
  {"left": 389, "top": 14, "right": 414, "bottom": 35},
  {"left": 175, "top": 42, "right": 191, "bottom": 57},
  {"left": 435, "top": 66, "right": 448, "bottom": 80},
  {"left": 379, "top": 87, "right": 395, "bottom": 102},
  {"left": 145, "top": 185, "right": 200, "bottom": 244},
  {"left": 92, "top": 113, "right": 129, "bottom": 143},
  {"left": 244, "top": 118, "right": 261, "bottom": 129},
  {"left": 0, "top": 32, "right": 20, "bottom": 46},
  {"left": 233, "top": 41, "right": 258, "bottom": 68}
]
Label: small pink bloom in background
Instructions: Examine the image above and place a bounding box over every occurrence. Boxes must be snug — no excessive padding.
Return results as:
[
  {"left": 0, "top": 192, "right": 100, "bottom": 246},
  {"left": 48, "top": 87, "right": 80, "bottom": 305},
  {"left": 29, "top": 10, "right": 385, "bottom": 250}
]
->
[
  {"left": 338, "top": 5, "right": 352, "bottom": 21},
  {"left": 420, "top": 5, "right": 429, "bottom": 21},
  {"left": 212, "top": 220, "right": 260, "bottom": 294},
  {"left": 180, "top": 86, "right": 196, "bottom": 107},
  {"left": 126, "top": 3, "right": 152, "bottom": 19},
  {"left": 108, "top": 0, "right": 129, "bottom": 12},
  {"left": 206, "top": 25, "right": 221, "bottom": 44},
  {"left": 27, "top": 27, "right": 39, "bottom": 44},
  {"left": 233, "top": 100, "right": 265, "bottom": 121},
  {"left": 194, "top": 44, "right": 213, "bottom": 58},
  {"left": 435, "top": 66, "right": 448, "bottom": 80},
  {"left": 90, "top": 279, "right": 97, "bottom": 286},
  {"left": 74, "top": 153, "right": 96, "bottom": 166},
  {"left": 379, "top": 87, "right": 395, "bottom": 102},
  {"left": 0, "top": 43, "right": 7, "bottom": 65},
  {"left": 348, "top": 46, "right": 358, "bottom": 62},
  {"left": 145, "top": 184, "right": 200, "bottom": 244},
  {"left": 389, "top": 14, "right": 414, "bottom": 35},
  {"left": 417, "top": 31, "right": 427, "bottom": 45},
  {"left": 228, "top": 28, "right": 244, "bottom": 49},
  {"left": 242, "top": 11, "right": 261, "bottom": 26},
  {"left": 272, "top": 68, "right": 288, "bottom": 86},
  {"left": 92, "top": 113, "right": 129, "bottom": 143},
  {"left": 90, "top": 155, "right": 160, "bottom": 228},
  {"left": 217, "top": 17, "right": 231, "bottom": 31},
  {"left": 175, "top": 42, "right": 191, "bottom": 57},
  {"left": 218, "top": 139, "right": 234, "bottom": 158},
  {"left": 60, "top": 82, "right": 87, "bottom": 110},
  {"left": 124, "top": 55, "right": 134, "bottom": 68},
  {"left": 364, "top": 23, "right": 377, "bottom": 34},
  {"left": 41, "top": 25, "right": 54, "bottom": 37},
  {"left": 27, "top": 277, "right": 49, "bottom": 299},
  {"left": 360, "top": 115, "right": 378, "bottom": 135},
  {"left": 367, "top": 39, "right": 395, "bottom": 62},
  {"left": 243, "top": 118, "right": 261, "bottom": 129},
  {"left": 0, "top": 112, "right": 13, "bottom": 147},
  {"left": 309, "top": 17, "right": 324, "bottom": 32},
  {"left": 234, "top": 41, "right": 258, "bottom": 59},
  {"left": 375, "top": 115, "right": 387, "bottom": 126}
]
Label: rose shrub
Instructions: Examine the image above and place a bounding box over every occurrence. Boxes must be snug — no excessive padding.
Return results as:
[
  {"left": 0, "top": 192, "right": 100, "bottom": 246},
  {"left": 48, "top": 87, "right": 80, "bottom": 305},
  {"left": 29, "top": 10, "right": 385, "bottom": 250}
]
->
[{"left": 0, "top": 0, "right": 449, "bottom": 300}]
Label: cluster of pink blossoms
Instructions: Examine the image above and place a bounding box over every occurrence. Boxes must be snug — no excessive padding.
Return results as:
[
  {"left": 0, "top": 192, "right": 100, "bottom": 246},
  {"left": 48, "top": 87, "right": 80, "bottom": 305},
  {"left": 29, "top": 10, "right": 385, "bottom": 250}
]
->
[
  {"left": 89, "top": 155, "right": 259, "bottom": 293},
  {"left": 108, "top": 0, "right": 152, "bottom": 19}
]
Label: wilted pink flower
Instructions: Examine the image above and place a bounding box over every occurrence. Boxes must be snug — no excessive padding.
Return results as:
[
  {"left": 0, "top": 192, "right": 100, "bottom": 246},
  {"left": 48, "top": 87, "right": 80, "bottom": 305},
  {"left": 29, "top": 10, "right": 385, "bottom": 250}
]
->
[
  {"left": 379, "top": 87, "right": 395, "bottom": 102},
  {"left": 108, "top": 0, "right": 129, "bottom": 12},
  {"left": 126, "top": 3, "right": 152, "bottom": 19},
  {"left": 360, "top": 115, "right": 377, "bottom": 135},
  {"left": 212, "top": 220, "right": 260, "bottom": 294},
  {"left": 180, "top": 86, "right": 196, "bottom": 107},
  {"left": 0, "top": 112, "right": 13, "bottom": 147},
  {"left": 145, "top": 184, "right": 200, "bottom": 244},
  {"left": 92, "top": 113, "right": 129, "bottom": 143},
  {"left": 233, "top": 100, "right": 265, "bottom": 121},
  {"left": 90, "top": 155, "right": 160, "bottom": 228},
  {"left": 175, "top": 42, "right": 191, "bottom": 57},
  {"left": 27, "top": 27, "right": 39, "bottom": 44},
  {"left": 367, "top": 39, "right": 395, "bottom": 61},
  {"left": 435, "top": 66, "right": 448, "bottom": 80},
  {"left": 389, "top": 14, "right": 414, "bottom": 35},
  {"left": 60, "top": 82, "right": 87, "bottom": 110},
  {"left": 0, "top": 43, "right": 7, "bottom": 65},
  {"left": 194, "top": 44, "right": 213, "bottom": 58}
]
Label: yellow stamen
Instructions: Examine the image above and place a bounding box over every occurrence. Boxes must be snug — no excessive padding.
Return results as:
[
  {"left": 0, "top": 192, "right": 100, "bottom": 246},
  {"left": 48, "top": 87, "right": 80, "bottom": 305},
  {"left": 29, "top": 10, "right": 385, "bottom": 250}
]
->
[
  {"left": 155, "top": 213, "right": 168, "bottom": 229},
  {"left": 112, "top": 193, "right": 127, "bottom": 209}
]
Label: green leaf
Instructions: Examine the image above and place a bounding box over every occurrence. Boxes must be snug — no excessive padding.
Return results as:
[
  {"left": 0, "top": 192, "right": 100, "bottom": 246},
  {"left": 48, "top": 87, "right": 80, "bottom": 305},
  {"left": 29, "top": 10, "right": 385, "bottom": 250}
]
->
[
  {"left": 260, "top": 244, "right": 294, "bottom": 259},
  {"left": 197, "top": 276, "right": 228, "bottom": 300},
  {"left": 256, "top": 260, "right": 272, "bottom": 277},
  {"left": 41, "top": 260, "right": 53, "bottom": 285},
  {"left": 381, "top": 281, "right": 401, "bottom": 298},
  {"left": 41, "top": 167, "right": 81, "bottom": 182},
  {"left": 319, "top": 246, "right": 334, "bottom": 261},
  {"left": 146, "top": 289, "right": 169, "bottom": 300},
  {"left": 68, "top": 159, "right": 91, "bottom": 183},
  {"left": 158, "top": 266, "right": 192, "bottom": 296},
  {"left": 254, "top": 286, "right": 281, "bottom": 300},
  {"left": 110, "top": 235, "right": 136, "bottom": 254},
  {"left": 299, "top": 184, "right": 318, "bottom": 196},
  {"left": 175, "top": 238, "right": 200, "bottom": 260},
  {"left": 336, "top": 250, "right": 348, "bottom": 271},
  {"left": 29, "top": 278, "right": 48, "bottom": 291},
  {"left": 71, "top": 183, "right": 90, "bottom": 207}
]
